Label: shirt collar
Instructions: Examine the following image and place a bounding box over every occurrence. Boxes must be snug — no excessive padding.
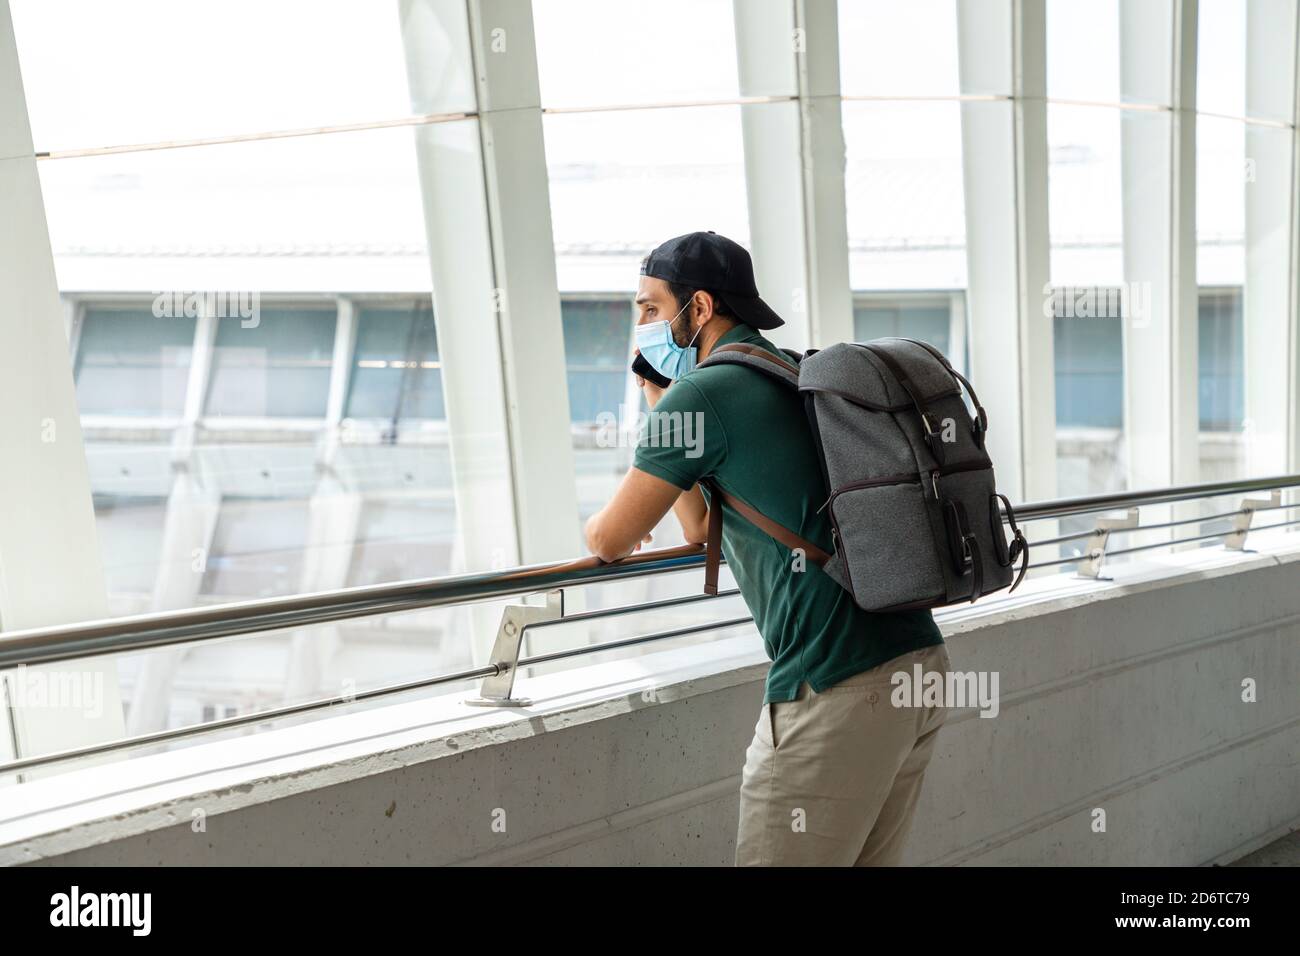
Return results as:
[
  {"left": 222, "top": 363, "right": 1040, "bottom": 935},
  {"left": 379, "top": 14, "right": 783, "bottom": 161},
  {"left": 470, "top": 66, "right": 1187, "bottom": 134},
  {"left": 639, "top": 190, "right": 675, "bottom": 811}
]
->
[
  {"left": 710, "top": 322, "right": 765, "bottom": 352},
  {"left": 705, "top": 321, "right": 789, "bottom": 364}
]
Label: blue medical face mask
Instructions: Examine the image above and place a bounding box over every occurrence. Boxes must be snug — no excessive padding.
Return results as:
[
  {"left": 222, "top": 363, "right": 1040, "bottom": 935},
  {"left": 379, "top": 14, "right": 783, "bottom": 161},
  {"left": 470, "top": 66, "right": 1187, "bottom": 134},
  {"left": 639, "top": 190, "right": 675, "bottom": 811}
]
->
[{"left": 635, "top": 296, "right": 703, "bottom": 381}]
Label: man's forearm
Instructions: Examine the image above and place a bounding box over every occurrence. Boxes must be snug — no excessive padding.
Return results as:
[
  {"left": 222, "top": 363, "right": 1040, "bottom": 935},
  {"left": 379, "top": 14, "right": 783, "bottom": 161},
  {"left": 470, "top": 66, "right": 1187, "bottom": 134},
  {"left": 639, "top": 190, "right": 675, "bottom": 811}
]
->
[
  {"left": 673, "top": 485, "right": 710, "bottom": 544},
  {"left": 584, "top": 466, "right": 685, "bottom": 562}
]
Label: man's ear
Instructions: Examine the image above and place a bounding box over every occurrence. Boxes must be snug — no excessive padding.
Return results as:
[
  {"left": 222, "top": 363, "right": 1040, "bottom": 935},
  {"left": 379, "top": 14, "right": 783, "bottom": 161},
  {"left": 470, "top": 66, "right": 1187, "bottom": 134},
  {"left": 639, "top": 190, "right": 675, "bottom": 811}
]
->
[{"left": 696, "top": 290, "right": 717, "bottom": 325}]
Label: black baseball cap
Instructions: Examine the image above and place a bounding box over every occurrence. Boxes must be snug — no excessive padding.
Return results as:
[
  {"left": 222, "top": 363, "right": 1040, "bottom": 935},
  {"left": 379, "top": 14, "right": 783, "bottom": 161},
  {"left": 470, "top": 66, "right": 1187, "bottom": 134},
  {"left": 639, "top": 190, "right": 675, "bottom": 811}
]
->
[{"left": 640, "top": 231, "right": 785, "bottom": 330}]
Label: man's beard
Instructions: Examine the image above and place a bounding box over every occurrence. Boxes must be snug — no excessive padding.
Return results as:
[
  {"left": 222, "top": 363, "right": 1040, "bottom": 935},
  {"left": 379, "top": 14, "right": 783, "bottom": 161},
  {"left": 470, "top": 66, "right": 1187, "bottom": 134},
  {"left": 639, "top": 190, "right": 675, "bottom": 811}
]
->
[{"left": 672, "top": 310, "right": 697, "bottom": 349}]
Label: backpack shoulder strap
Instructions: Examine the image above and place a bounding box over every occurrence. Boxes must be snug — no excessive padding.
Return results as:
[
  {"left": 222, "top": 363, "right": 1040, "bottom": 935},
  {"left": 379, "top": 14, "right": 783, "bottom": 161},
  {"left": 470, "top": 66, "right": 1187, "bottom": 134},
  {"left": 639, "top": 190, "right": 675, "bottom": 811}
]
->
[
  {"left": 696, "top": 342, "right": 801, "bottom": 389},
  {"left": 693, "top": 343, "right": 829, "bottom": 596},
  {"left": 700, "top": 478, "right": 831, "bottom": 595}
]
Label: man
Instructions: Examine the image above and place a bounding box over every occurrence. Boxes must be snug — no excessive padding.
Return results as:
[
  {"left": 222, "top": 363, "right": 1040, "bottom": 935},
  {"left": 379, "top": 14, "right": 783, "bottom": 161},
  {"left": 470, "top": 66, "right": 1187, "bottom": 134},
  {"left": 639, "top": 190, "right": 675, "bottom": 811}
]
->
[{"left": 584, "top": 231, "right": 951, "bottom": 866}]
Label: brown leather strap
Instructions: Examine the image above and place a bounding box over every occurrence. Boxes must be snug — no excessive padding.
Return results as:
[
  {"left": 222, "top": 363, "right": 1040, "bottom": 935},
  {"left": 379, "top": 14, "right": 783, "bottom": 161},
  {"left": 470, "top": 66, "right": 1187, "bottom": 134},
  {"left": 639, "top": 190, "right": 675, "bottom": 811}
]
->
[
  {"left": 703, "top": 484, "right": 725, "bottom": 595},
  {"left": 723, "top": 491, "right": 832, "bottom": 563},
  {"left": 700, "top": 478, "right": 830, "bottom": 596},
  {"left": 703, "top": 342, "right": 800, "bottom": 377}
]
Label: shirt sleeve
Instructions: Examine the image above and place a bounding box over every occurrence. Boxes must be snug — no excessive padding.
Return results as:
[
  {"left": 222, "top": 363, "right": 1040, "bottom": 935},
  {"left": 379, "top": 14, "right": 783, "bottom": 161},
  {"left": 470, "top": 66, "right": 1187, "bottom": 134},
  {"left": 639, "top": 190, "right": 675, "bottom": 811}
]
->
[{"left": 632, "top": 377, "right": 728, "bottom": 490}]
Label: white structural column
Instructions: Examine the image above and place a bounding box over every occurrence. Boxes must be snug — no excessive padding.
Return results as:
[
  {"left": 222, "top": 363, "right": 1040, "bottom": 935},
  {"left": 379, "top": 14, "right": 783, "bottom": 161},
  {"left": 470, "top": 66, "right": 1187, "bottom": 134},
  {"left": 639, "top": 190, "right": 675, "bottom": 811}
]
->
[
  {"left": 732, "top": 0, "right": 854, "bottom": 352},
  {"left": 1243, "top": 0, "right": 1300, "bottom": 476},
  {"left": 1118, "top": 0, "right": 1198, "bottom": 492},
  {"left": 401, "top": 0, "right": 581, "bottom": 664},
  {"left": 0, "top": 0, "right": 125, "bottom": 762},
  {"left": 956, "top": 0, "right": 1056, "bottom": 504},
  {"left": 400, "top": 0, "right": 581, "bottom": 573}
]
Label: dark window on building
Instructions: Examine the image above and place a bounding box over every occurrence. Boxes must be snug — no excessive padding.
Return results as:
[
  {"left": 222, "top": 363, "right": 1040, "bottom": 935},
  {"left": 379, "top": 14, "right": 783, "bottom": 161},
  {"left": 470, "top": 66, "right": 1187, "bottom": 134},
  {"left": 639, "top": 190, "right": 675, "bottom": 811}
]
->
[
  {"left": 1054, "top": 288, "right": 1124, "bottom": 428},
  {"left": 853, "top": 297, "right": 953, "bottom": 356},
  {"left": 206, "top": 307, "right": 336, "bottom": 417},
  {"left": 346, "top": 300, "right": 444, "bottom": 421},
  {"left": 74, "top": 305, "right": 196, "bottom": 416},
  {"left": 1198, "top": 288, "right": 1243, "bottom": 431}
]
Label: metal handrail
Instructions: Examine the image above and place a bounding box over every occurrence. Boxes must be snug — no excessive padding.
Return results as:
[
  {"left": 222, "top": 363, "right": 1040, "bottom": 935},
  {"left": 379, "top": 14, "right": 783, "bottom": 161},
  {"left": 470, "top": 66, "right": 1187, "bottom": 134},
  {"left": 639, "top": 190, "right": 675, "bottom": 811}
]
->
[
  {"left": 0, "top": 614, "right": 756, "bottom": 776},
  {"left": 2, "top": 471, "right": 1299, "bottom": 775},
  {"left": 1010, "top": 473, "right": 1300, "bottom": 522},
  {"left": 0, "top": 544, "right": 710, "bottom": 669},
  {"left": 2, "top": 472, "right": 1299, "bottom": 670}
]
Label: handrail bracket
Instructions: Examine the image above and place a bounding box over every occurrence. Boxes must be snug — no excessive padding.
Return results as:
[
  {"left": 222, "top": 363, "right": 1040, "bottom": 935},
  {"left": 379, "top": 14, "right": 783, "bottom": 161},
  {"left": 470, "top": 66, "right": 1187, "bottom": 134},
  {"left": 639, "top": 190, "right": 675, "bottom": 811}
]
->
[
  {"left": 464, "top": 589, "right": 565, "bottom": 707},
  {"left": 1225, "top": 489, "right": 1280, "bottom": 552},
  {"left": 1077, "top": 508, "right": 1139, "bottom": 580}
]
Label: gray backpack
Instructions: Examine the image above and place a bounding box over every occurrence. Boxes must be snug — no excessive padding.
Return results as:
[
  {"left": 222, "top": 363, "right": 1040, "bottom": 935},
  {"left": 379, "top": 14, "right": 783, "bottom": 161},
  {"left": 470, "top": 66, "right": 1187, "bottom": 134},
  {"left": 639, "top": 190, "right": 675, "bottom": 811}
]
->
[{"left": 696, "top": 337, "right": 1028, "bottom": 611}]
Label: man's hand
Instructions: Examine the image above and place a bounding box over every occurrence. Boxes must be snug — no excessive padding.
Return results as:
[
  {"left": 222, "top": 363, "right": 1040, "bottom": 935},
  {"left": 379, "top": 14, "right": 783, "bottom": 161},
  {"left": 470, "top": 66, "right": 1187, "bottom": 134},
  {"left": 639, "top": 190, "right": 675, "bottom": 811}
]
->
[
  {"left": 639, "top": 375, "right": 667, "bottom": 409},
  {"left": 633, "top": 348, "right": 668, "bottom": 408}
]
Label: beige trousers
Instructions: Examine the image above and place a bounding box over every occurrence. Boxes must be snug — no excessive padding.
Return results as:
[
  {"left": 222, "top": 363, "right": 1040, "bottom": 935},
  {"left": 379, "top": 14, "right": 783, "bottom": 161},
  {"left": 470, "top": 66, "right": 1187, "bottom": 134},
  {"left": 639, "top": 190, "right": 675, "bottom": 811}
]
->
[{"left": 734, "top": 642, "right": 951, "bottom": 866}]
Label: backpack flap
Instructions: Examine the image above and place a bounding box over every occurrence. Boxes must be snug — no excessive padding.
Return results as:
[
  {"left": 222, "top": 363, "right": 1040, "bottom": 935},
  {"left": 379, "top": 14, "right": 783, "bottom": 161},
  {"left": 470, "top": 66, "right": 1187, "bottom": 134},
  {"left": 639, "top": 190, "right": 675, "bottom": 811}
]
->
[{"left": 796, "top": 341, "right": 932, "bottom": 413}]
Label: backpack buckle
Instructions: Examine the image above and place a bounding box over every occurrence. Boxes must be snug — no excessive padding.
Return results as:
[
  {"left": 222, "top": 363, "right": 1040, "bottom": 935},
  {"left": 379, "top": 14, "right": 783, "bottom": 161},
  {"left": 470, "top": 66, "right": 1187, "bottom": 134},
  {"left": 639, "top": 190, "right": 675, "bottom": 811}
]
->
[{"left": 972, "top": 409, "right": 988, "bottom": 448}]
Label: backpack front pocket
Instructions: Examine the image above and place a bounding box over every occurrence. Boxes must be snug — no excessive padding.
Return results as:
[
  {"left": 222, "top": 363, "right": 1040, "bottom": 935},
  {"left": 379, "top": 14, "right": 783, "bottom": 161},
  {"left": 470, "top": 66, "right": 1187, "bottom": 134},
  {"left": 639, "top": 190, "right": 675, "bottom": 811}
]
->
[{"left": 828, "top": 476, "right": 947, "bottom": 611}]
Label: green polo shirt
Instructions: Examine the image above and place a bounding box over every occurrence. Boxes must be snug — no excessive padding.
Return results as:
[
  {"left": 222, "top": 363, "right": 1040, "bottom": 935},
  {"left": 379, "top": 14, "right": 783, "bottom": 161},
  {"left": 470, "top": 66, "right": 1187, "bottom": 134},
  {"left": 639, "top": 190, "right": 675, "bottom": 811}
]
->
[{"left": 633, "top": 323, "right": 943, "bottom": 704}]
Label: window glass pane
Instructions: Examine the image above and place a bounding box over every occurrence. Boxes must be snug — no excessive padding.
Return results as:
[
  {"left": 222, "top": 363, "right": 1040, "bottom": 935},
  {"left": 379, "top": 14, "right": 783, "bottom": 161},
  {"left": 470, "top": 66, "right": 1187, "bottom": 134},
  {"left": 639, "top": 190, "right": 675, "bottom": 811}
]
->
[
  {"left": 57, "top": 130, "right": 479, "bottom": 620},
  {"left": 346, "top": 302, "right": 445, "bottom": 420},
  {"left": 533, "top": 0, "right": 738, "bottom": 108},
  {"left": 200, "top": 497, "right": 311, "bottom": 599},
  {"left": 1197, "top": 290, "right": 1243, "bottom": 432},
  {"left": 843, "top": 101, "right": 968, "bottom": 291},
  {"left": 837, "top": 0, "right": 960, "bottom": 98},
  {"left": 82, "top": 440, "right": 188, "bottom": 617},
  {"left": 853, "top": 297, "right": 952, "bottom": 356},
  {"left": 1196, "top": 0, "right": 1246, "bottom": 118},
  {"left": 347, "top": 498, "right": 456, "bottom": 587},
  {"left": 20, "top": 5, "right": 489, "bottom": 751},
  {"left": 1048, "top": 105, "right": 1124, "bottom": 285},
  {"left": 1196, "top": 114, "right": 1246, "bottom": 480},
  {"left": 545, "top": 105, "right": 750, "bottom": 292},
  {"left": 547, "top": 100, "right": 749, "bottom": 550},
  {"left": 565, "top": 298, "right": 641, "bottom": 535},
  {"left": 9, "top": 0, "right": 473, "bottom": 153},
  {"left": 37, "top": 122, "right": 441, "bottom": 296},
  {"left": 563, "top": 299, "right": 633, "bottom": 424},
  {"left": 1051, "top": 291, "right": 1125, "bottom": 498},
  {"left": 1194, "top": 113, "right": 1293, "bottom": 480},
  {"left": 1048, "top": 103, "right": 1131, "bottom": 495},
  {"left": 1196, "top": 116, "right": 1246, "bottom": 286},
  {"left": 74, "top": 305, "right": 195, "bottom": 416},
  {"left": 1053, "top": 305, "right": 1124, "bottom": 428},
  {"left": 1046, "top": 0, "right": 1120, "bottom": 103},
  {"left": 90, "top": 494, "right": 169, "bottom": 602},
  {"left": 206, "top": 308, "right": 336, "bottom": 418}
]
